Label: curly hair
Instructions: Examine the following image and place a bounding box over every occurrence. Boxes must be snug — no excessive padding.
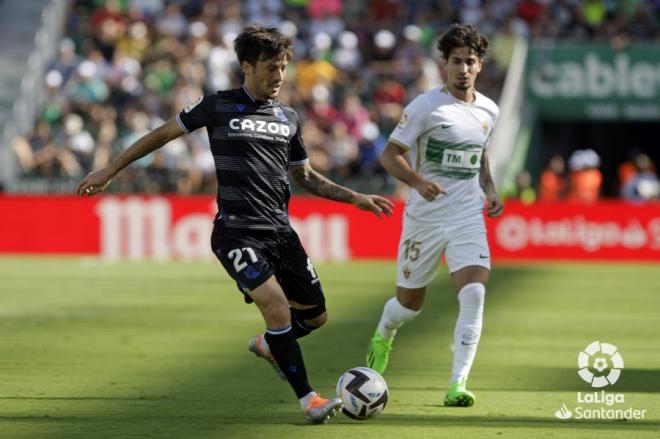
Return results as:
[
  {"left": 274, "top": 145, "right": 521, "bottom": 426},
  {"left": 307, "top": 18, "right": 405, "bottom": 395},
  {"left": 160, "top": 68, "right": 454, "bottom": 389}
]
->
[
  {"left": 437, "top": 24, "right": 489, "bottom": 60},
  {"left": 234, "top": 24, "right": 293, "bottom": 65}
]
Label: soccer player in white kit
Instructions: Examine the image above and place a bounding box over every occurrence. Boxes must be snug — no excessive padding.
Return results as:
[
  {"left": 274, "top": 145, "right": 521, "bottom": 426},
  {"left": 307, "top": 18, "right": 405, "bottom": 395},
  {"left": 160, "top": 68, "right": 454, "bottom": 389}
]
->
[{"left": 366, "top": 24, "right": 504, "bottom": 407}]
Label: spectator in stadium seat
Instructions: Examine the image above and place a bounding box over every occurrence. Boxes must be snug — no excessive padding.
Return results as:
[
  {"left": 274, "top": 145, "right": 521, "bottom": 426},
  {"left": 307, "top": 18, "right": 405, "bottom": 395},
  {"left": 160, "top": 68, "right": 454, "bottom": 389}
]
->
[
  {"left": 307, "top": 0, "right": 342, "bottom": 19},
  {"left": 356, "top": 121, "right": 386, "bottom": 175},
  {"left": 517, "top": 0, "right": 546, "bottom": 25},
  {"left": 618, "top": 149, "right": 640, "bottom": 191},
  {"left": 48, "top": 38, "right": 80, "bottom": 86},
  {"left": 326, "top": 121, "right": 359, "bottom": 177},
  {"left": 579, "top": 0, "right": 609, "bottom": 36},
  {"left": 157, "top": 3, "right": 187, "bottom": 38},
  {"left": 11, "top": 120, "right": 59, "bottom": 177},
  {"left": 539, "top": 154, "right": 567, "bottom": 201},
  {"left": 367, "top": 0, "right": 404, "bottom": 26},
  {"left": 504, "top": 170, "right": 537, "bottom": 204},
  {"left": 62, "top": 113, "right": 96, "bottom": 174},
  {"left": 621, "top": 153, "right": 660, "bottom": 201},
  {"left": 65, "top": 61, "right": 110, "bottom": 105},
  {"left": 338, "top": 93, "right": 370, "bottom": 139},
  {"left": 567, "top": 149, "right": 602, "bottom": 203},
  {"left": 294, "top": 51, "right": 338, "bottom": 94}
]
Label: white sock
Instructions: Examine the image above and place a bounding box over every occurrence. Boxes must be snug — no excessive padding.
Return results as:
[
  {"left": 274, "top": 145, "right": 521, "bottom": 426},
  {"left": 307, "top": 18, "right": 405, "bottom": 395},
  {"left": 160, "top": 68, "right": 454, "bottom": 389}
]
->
[
  {"left": 450, "top": 283, "right": 485, "bottom": 384},
  {"left": 377, "top": 297, "right": 421, "bottom": 339},
  {"left": 299, "top": 391, "right": 318, "bottom": 410}
]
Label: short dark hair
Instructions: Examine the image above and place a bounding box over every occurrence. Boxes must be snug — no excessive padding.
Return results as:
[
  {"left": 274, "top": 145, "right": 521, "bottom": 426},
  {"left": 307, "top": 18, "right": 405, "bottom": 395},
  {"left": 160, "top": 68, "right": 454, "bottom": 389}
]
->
[
  {"left": 437, "top": 24, "right": 489, "bottom": 60},
  {"left": 233, "top": 24, "right": 293, "bottom": 65}
]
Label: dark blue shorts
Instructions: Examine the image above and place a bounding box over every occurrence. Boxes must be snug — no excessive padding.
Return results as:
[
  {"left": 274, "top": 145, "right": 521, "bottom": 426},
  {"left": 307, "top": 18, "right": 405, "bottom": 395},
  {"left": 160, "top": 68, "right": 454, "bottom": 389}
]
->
[{"left": 211, "top": 223, "right": 325, "bottom": 306}]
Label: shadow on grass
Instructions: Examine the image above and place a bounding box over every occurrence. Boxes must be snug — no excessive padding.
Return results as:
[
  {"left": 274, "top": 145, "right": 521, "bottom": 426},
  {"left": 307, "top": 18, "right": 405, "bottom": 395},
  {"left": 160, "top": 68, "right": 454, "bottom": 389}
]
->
[
  {"left": 391, "top": 367, "right": 660, "bottom": 393},
  {"left": 0, "top": 396, "right": 169, "bottom": 400},
  {"left": 479, "top": 367, "right": 660, "bottom": 393},
  {"left": 378, "top": 413, "right": 660, "bottom": 431}
]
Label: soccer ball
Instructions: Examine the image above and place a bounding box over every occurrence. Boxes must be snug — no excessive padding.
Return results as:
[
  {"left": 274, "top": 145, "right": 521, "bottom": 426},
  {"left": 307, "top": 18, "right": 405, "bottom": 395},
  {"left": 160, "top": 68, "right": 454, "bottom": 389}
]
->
[{"left": 336, "top": 367, "right": 388, "bottom": 420}]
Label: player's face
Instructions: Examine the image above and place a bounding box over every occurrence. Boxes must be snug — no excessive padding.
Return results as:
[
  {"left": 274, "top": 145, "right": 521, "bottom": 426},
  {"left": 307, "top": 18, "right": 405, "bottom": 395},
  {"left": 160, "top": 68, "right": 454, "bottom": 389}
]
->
[
  {"left": 443, "top": 46, "right": 482, "bottom": 94},
  {"left": 243, "top": 55, "right": 288, "bottom": 101}
]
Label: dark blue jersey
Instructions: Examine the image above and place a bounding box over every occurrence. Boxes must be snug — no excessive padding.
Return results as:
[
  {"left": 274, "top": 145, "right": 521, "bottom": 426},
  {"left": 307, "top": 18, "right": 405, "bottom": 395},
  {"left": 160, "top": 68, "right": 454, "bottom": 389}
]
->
[{"left": 177, "top": 87, "right": 308, "bottom": 230}]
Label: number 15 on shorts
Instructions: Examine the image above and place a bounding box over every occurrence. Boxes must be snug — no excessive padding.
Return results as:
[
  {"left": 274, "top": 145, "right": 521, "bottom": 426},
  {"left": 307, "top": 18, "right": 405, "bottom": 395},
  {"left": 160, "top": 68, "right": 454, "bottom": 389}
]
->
[{"left": 403, "top": 239, "right": 421, "bottom": 261}]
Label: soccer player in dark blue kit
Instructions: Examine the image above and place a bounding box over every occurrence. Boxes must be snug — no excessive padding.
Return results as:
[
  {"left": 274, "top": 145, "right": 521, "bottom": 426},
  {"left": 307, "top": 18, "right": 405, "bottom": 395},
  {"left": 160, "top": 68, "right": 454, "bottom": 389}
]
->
[{"left": 77, "top": 24, "right": 394, "bottom": 424}]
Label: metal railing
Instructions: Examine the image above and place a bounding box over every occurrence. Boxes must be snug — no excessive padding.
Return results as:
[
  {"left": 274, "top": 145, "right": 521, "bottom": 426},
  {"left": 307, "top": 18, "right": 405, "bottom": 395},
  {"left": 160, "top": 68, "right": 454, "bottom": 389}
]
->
[{"left": 0, "top": 0, "right": 67, "bottom": 191}]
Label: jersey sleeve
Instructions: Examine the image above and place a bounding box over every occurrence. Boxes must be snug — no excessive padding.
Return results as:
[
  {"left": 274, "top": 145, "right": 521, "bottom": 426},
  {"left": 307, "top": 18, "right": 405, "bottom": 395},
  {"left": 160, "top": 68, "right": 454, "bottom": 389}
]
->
[
  {"left": 176, "top": 94, "right": 215, "bottom": 134},
  {"left": 484, "top": 104, "right": 500, "bottom": 149},
  {"left": 289, "top": 120, "right": 309, "bottom": 166},
  {"left": 389, "top": 95, "right": 430, "bottom": 150}
]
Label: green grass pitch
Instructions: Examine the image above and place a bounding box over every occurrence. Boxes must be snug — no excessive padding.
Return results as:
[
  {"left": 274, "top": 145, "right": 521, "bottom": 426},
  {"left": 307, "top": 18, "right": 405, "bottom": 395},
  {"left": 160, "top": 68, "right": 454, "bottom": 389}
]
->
[{"left": 0, "top": 257, "right": 658, "bottom": 438}]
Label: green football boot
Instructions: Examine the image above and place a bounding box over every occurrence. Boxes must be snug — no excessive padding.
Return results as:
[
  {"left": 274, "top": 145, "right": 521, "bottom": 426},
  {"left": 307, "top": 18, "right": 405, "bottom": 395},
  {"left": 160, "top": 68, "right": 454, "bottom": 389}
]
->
[
  {"left": 444, "top": 378, "right": 476, "bottom": 407},
  {"left": 366, "top": 330, "right": 394, "bottom": 374}
]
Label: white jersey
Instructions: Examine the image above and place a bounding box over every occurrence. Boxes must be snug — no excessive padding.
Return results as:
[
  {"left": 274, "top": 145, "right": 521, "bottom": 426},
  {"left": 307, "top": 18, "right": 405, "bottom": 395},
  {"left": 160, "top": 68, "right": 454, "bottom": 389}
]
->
[{"left": 390, "top": 87, "right": 499, "bottom": 224}]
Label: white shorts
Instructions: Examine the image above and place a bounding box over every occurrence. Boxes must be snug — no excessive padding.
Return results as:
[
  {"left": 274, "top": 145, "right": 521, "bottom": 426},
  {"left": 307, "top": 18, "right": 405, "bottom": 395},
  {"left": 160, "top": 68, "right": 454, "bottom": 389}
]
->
[{"left": 396, "top": 214, "right": 491, "bottom": 289}]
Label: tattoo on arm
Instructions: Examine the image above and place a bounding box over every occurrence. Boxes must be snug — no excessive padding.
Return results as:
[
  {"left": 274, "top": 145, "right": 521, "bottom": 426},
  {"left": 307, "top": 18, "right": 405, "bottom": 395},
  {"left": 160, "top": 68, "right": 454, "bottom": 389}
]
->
[
  {"left": 479, "top": 152, "right": 496, "bottom": 194},
  {"left": 289, "top": 164, "right": 355, "bottom": 203}
]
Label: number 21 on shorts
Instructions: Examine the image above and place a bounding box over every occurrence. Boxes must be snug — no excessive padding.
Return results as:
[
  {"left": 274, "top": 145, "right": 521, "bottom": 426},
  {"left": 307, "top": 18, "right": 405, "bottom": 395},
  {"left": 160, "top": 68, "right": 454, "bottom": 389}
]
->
[{"left": 228, "top": 247, "right": 258, "bottom": 273}]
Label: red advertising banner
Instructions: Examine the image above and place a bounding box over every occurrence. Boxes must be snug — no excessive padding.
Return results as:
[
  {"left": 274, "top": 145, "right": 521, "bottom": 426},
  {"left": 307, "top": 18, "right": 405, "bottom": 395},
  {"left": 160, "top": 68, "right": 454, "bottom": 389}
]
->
[
  {"left": 1, "top": 195, "right": 659, "bottom": 261},
  {"left": 489, "top": 201, "right": 660, "bottom": 261}
]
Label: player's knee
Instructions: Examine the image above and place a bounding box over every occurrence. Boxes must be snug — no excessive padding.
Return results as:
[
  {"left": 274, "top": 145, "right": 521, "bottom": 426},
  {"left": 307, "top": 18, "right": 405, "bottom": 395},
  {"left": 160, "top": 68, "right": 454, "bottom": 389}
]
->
[
  {"left": 292, "top": 302, "right": 326, "bottom": 329},
  {"left": 397, "top": 296, "right": 423, "bottom": 311},
  {"left": 396, "top": 288, "right": 426, "bottom": 311},
  {"left": 386, "top": 296, "right": 421, "bottom": 322},
  {"left": 458, "top": 282, "right": 485, "bottom": 308},
  {"left": 263, "top": 301, "right": 291, "bottom": 327},
  {"left": 305, "top": 311, "right": 327, "bottom": 328}
]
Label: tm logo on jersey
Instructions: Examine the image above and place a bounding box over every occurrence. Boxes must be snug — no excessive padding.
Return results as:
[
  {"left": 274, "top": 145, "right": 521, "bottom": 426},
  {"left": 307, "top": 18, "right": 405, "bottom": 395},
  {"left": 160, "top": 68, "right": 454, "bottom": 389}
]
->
[{"left": 229, "top": 118, "right": 291, "bottom": 136}]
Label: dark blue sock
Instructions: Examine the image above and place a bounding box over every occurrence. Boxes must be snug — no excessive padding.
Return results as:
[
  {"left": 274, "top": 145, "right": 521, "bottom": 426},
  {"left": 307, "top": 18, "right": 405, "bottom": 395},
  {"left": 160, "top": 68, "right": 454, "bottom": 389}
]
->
[{"left": 265, "top": 326, "right": 313, "bottom": 399}]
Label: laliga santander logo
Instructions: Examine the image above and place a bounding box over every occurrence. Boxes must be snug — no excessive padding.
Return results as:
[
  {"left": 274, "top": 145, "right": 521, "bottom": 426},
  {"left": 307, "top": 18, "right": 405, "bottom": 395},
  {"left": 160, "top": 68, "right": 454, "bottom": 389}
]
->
[
  {"left": 577, "top": 341, "right": 624, "bottom": 388},
  {"left": 554, "top": 342, "right": 647, "bottom": 421}
]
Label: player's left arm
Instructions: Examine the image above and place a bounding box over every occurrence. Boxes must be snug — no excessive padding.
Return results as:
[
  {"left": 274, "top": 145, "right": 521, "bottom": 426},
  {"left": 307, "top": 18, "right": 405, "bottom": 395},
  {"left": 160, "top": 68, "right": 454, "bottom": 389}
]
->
[
  {"left": 480, "top": 150, "right": 504, "bottom": 218},
  {"left": 289, "top": 162, "right": 394, "bottom": 218}
]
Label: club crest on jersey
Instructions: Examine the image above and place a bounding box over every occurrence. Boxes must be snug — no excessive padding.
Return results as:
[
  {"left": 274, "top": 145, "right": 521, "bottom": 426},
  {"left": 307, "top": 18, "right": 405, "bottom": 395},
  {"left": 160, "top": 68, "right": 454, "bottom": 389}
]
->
[
  {"left": 273, "top": 106, "right": 288, "bottom": 122},
  {"left": 184, "top": 95, "right": 203, "bottom": 113},
  {"left": 397, "top": 112, "right": 409, "bottom": 129},
  {"left": 482, "top": 120, "right": 490, "bottom": 134}
]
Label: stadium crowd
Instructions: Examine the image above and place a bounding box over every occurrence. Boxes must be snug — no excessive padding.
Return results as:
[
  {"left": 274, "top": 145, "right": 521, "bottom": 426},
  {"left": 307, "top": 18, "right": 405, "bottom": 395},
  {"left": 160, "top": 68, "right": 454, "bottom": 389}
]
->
[{"left": 10, "top": 0, "right": 660, "bottom": 197}]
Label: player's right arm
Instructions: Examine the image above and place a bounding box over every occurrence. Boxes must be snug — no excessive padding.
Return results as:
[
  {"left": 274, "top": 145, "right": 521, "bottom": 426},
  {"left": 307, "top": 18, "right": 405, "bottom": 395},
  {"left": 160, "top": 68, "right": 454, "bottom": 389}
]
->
[
  {"left": 76, "top": 118, "right": 184, "bottom": 196},
  {"left": 384, "top": 95, "right": 445, "bottom": 202},
  {"left": 381, "top": 141, "right": 445, "bottom": 202}
]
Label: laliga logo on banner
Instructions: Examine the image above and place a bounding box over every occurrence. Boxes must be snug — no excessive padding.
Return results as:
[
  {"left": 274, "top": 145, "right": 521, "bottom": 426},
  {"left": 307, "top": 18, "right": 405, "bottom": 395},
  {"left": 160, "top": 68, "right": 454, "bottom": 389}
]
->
[{"left": 577, "top": 341, "right": 624, "bottom": 388}]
